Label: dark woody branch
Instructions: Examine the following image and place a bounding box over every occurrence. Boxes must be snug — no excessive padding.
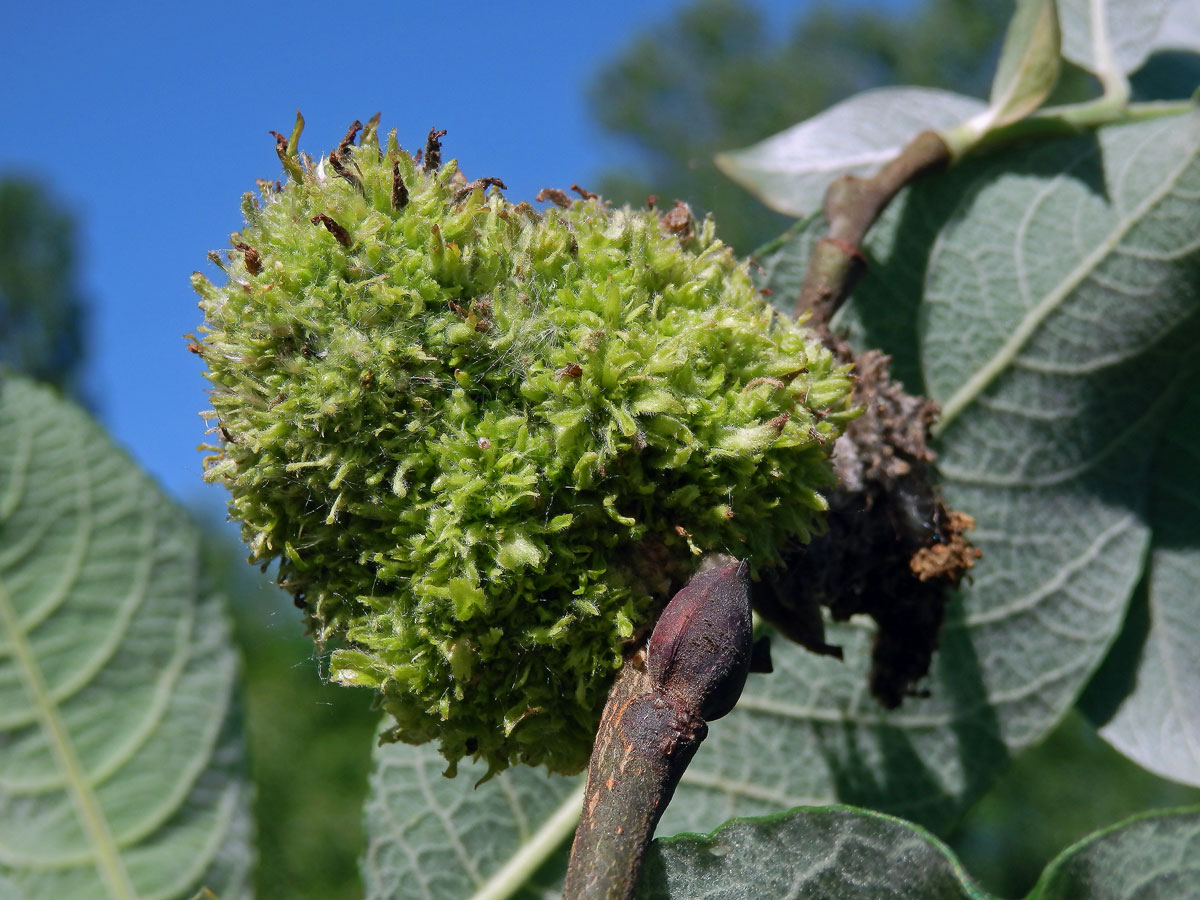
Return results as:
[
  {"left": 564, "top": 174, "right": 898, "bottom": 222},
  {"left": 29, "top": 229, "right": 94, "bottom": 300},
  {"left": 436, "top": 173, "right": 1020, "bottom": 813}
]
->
[{"left": 562, "top": 560, "right": 758, "bottom": 900}]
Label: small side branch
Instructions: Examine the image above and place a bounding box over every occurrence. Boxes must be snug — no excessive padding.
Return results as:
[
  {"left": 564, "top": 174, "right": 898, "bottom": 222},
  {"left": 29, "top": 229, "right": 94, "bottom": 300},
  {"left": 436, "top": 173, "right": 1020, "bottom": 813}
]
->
[
  {"left": 562, "top": 561, "right": 755, "bottom": 900},
  {"left": 796, "top": 130, "right": 950, "bottom": 325}
]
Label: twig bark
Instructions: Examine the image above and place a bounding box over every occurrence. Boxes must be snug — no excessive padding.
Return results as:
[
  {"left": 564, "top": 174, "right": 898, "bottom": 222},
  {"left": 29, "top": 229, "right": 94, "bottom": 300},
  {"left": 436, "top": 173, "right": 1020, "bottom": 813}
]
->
[
  {"left": 796, "top": 129, "right": 950, "bottom": 325},
  {"left": 562, "top": 560, "right": 755, "bottom": 900}
]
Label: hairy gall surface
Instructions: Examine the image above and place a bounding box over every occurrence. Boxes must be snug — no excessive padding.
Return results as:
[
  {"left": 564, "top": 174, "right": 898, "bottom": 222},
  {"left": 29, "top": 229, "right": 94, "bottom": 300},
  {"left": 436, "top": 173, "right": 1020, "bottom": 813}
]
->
[{"left": 193, "top": 118, "right": 854, "bottom": 774}]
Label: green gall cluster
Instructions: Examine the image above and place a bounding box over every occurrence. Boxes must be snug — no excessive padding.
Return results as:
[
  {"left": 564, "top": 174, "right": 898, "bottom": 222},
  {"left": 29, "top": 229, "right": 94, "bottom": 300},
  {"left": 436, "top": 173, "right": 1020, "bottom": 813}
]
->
[{"left": 193, "top": 115, "right": 855, "bottom": 775}]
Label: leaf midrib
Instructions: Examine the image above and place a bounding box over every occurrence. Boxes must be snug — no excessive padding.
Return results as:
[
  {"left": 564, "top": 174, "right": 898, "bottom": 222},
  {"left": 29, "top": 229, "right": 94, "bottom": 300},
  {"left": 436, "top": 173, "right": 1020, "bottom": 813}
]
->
[
  {"left": 1090, "top": 0, "right": 1116, "bottom": 79},
  {"left": 720, "top": 88, "right": 985, "bottom": 179},
  {"left": 465, "top": 780, "right": 584, "bottom": 900},
  {"left": 0, "top": 581, "right": 136, "bottom": 898},
  {"left": 722, "top": 143, "right": 909, "bottom": 179},
  {"left": 0, "top": 411, "right": 34, "bottom": 522}
]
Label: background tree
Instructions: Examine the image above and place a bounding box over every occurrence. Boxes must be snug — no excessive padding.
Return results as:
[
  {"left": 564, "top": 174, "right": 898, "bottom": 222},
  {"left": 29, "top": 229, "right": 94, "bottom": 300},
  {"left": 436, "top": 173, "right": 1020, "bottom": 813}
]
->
[
  {"left": 588, "top": 0, "right": 1085, "bottom": 254},
  {"left": 0, "top": 177, "right": 89, "bottom": 394}
]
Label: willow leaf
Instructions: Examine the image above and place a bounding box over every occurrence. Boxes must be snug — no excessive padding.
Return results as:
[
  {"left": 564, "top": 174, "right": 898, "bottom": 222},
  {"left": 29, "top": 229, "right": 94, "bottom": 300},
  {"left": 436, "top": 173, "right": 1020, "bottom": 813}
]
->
[{"left": 0, "top": 377, "right": 251, "bottom": 900}]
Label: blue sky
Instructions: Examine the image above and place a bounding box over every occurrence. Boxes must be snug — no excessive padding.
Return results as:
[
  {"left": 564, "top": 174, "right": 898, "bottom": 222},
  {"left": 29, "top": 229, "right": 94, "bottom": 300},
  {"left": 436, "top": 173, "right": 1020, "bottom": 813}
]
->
[{"left": 1, "top": 0, "right": 910, "bottom": 510}]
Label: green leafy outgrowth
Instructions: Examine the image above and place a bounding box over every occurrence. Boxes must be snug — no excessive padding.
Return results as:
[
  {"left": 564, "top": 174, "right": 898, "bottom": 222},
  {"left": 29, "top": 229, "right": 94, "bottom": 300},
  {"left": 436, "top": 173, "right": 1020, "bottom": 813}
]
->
[
  {"left": 194, "top": 119, "right": 855, "bottom": 775},
  {"left": 0, "top": 377, "right": 251, "bottom": 900}
]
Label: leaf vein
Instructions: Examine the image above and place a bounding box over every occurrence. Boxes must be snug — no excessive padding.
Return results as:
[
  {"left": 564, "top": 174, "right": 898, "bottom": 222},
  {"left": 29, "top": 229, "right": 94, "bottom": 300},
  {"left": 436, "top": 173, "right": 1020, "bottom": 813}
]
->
[{"left": 964, "top": 513, "right": 1136, "bottom": 627}]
